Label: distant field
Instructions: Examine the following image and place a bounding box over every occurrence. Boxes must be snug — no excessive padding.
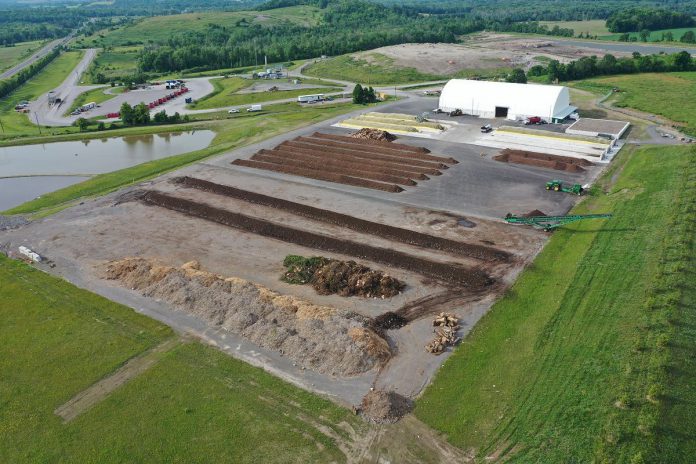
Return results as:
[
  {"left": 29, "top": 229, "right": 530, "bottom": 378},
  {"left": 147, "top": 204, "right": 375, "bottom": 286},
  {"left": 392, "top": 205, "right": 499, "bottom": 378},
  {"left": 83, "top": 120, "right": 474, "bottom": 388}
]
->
[
  {"left": 571, "top": 72, "right": 696, "bottom": 134},
  {"left": 0, "top": 40, "right": 44, "bottom": 73},
  {"left": 87, "top": 6, "right": 321, "bottom": 46},
  {"left": 0, "top": 51, "right": 84, "bottom": 137},
  {"left": 416, "top": 143, "right": 696, "bottom": 462},
  {"left": 304, "top": 54, "right": 443, "bottom": 85},
  {"left": 0, "top": 254, "right": 360, "bottom": 463},
  {"left": 85, "top": 46, "right": 141, "bottom": 83},
  {"left": 599, "top": 27, "right": 696, "bottom": 43},
  {"left": 540, "top": 19, "right": 609, "bottom": 36}
]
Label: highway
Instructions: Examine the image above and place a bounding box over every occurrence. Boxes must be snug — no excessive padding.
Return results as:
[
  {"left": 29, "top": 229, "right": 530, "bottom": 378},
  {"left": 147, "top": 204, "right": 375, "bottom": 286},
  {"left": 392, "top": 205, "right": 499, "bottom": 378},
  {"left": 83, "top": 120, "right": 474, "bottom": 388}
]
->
[{"left": 0, "top": 32, "right": 75, "bottom": 80}]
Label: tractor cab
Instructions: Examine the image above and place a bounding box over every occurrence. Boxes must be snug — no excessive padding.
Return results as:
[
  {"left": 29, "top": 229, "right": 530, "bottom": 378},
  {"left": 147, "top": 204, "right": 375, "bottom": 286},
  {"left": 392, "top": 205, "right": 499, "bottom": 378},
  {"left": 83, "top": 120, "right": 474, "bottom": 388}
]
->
[{"left": 545, "top": 180, "right": 584, "bottom": 195}]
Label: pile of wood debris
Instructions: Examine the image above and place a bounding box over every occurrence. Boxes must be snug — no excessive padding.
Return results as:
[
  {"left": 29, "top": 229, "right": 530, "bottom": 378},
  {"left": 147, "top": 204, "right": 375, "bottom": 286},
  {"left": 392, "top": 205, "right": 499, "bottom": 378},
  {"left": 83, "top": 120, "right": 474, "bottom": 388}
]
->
[{"left": 425, "top": 312, "right": 460, "bottom": 355}]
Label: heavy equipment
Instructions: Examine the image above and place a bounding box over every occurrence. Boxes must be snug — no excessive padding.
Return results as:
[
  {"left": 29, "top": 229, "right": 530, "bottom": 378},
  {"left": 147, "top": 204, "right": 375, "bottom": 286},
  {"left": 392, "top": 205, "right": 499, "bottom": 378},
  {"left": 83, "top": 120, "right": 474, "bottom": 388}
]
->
[
  {"left": 546, "top": 179, "right": 584, "bottom": 195},
  {"left": 504, "top": 213, "right": 612, "bottom": 231}
]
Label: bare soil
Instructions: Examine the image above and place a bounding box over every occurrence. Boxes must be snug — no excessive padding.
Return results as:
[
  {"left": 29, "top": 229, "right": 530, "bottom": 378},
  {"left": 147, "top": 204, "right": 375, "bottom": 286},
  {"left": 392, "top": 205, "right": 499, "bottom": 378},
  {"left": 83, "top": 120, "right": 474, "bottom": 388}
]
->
[
  {"left": 136, "top": 190, "right": 494, "bottom": 289},
  {"left": 494, "top": 148, "right": 595, "bottom": 172},
  {"left": 172, "top": 177, "right": 510, "bottom": 262}
]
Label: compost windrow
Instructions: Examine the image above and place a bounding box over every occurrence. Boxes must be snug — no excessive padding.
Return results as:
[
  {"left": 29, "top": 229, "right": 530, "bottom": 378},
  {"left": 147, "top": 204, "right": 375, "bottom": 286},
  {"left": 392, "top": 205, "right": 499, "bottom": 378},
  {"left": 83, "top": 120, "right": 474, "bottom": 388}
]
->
[
  {"left": 232, "top": 159, "right": 403, "bottom": 193},
  {"left": 172, "top": 176, "right": 511, "bottom": 262},
  {"left": 139, "top": 190, "right": 494, "bottom": 288}
]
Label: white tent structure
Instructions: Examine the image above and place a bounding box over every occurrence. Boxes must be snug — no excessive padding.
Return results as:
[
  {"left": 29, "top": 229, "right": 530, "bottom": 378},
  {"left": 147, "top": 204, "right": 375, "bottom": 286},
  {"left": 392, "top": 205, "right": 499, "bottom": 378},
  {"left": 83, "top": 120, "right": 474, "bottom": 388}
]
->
[{"left": 438, "top": 79, "right": 576, "bottom": 122}]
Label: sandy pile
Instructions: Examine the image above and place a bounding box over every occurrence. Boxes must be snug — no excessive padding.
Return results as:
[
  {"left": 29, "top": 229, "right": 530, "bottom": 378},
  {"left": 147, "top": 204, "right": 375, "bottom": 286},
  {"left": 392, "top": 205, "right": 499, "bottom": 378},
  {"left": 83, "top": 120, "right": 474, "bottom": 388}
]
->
[
  {"left": 359, "top": 390, "right": 413, "bottom": 423},
  {"left": 103, "top": 258, "right": 391, "bottom": 377}
]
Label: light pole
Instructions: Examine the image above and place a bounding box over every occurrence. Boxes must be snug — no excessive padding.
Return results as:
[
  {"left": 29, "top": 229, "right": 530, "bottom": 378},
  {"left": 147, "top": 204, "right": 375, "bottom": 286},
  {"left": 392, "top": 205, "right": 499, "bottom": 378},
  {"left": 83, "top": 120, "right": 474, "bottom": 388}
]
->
[{"left": 34, "top": 112, "right": 42, "bottom": 135}]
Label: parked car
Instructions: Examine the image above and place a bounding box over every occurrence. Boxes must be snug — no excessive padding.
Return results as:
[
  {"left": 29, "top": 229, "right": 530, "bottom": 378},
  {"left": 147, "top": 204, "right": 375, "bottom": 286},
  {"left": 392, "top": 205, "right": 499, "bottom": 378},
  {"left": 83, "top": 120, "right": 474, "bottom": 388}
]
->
[
  {"left": 449, "top": 109, "right": 463, "bottom": 117},
  {"left": 228, "top": 108, "right": 240, "bottom": 113},
  {"left": 525, "top": 116, "right": 547, "bottom": 125},
  {"left": 480, "top": 124, "right": 493, "bottom": 133}
]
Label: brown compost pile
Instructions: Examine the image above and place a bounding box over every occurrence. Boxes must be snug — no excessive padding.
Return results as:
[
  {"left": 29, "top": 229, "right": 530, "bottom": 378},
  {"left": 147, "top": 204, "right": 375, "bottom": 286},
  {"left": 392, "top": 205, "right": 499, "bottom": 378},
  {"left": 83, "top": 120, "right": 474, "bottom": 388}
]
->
[
  {"left": 359, "top": 390, "right": 413, "bottom": 423},
  {"left": 351, "top": 128, "right": 397, "bottom": 142},
  {"left": 282, "top": 255, "right": 405, "bottom": 298},
  {"left": 103, "top": 258, "right": 391, "bottom": 377}
]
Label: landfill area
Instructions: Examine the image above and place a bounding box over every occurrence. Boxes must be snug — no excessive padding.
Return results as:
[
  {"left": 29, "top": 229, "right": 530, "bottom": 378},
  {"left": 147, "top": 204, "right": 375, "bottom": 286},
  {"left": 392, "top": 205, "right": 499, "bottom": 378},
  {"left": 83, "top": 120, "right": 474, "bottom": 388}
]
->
[{"left": 2, "top": 96, "right": 610, "bottom": 407}]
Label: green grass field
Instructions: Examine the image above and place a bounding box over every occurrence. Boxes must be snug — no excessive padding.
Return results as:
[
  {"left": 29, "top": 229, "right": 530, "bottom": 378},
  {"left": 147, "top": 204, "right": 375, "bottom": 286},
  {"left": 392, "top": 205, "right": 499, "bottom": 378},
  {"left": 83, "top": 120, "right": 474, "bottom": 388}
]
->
[
  {"left": 0, "top": 40, "right": 45, "bottom": 73},
  {"left": 416, "top": 144, "right": 696, "bottom": 462},
  {"left": 86, "top": 6, "right": 321, "bottom": 47},
  {"left": 84, "top": 46, "right": 141, "bottom": 84},
  {"left": 2, "top": 100, "right": 370, "bottom": 216},
  {"left": 66, "top": 85, "right": 120, "bottom": 113},
  {"left": 0, "top": 255, "right": 360, "bottom": 463},
  {"left": 304, "top": 54, "right": 443, "bottom": 85},
  {"left": 0, "top": 50, "right": 84, "bottom": 138},
  {"left": 571, "top": 72, "right": 696, "bottom": 134},
  {"left": 539, "top": 19, "right": 610, "bottom": 36},
  {"left": 599, "top": 27, "right": 696, "bottom": 43},
  {"left": 189, "top": 76, "right": 341, "bottom": 110}
]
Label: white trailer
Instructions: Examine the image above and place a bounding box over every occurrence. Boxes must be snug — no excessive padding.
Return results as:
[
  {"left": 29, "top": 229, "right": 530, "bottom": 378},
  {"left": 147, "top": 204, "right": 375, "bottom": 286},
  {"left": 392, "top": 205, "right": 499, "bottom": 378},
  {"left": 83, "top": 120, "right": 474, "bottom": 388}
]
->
[
  {"left": 247, "top": 104, "right": 263, "bottom": 112},
  {"left": 297, "top": 94, "right": 324, "bottom": 103},
  {"left": 81, "top": 102, "right": 96, "bottom": 111}
]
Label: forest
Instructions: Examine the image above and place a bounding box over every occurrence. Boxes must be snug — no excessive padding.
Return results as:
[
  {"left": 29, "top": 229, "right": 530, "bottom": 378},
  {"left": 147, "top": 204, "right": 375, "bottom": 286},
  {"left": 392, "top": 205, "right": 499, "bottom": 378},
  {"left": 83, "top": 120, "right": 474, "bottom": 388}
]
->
[
  {"left": 606, "top": 7, "right": 696, "bottom": 32},
  {"left": 527, "top": 50, "right": 694, "bottom": 82}
]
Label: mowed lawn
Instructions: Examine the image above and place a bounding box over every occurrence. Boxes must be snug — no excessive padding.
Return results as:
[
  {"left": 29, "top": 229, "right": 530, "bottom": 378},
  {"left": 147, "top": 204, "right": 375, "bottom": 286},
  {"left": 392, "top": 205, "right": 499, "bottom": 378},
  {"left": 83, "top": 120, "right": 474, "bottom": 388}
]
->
[
  {"left": 572, "top": 72, "right": 696, "bottom": 134},
  {"left": 416, "top": 144, "right": 696, "bottom": 462},
  {"left": 599, "top": 27, "right": 696, "bottom": 42},
  {"left": 0, "top": 255, "right": 360, "bottom": 463},
  {"left": 0, "top": 40, "right": 45, "bottom": 73},
  {"left": 0, "top": 50, "right": 84, "bottom": 137},
  {"left": 539, "top": 19, "right": 610, "bottom": 36},
  {"left": 304, "top": 53, "right": 443, "bottom": 85}
]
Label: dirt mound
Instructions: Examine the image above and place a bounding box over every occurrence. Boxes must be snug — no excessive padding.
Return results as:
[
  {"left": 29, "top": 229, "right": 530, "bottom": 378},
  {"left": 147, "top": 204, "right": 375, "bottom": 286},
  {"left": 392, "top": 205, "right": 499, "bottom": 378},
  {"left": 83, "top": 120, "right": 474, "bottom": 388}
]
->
[
  {"left": 495, "top": 149, "right": 594, "bottom": 172},
  {"left": 173, "top": 177, "right": 511, "bottom": 263},
  {"left": 139, "top": 190, "right": 495, "bottom": 289},
  {"left": 103, "top": 258, "right": 391, "bottom": 377},
  {"left": 372, "top": 311, "right": 408, "bottom": 330},
  {"left": 524, "top": 209, "right": 547, "bottom": 217},
  {"left": 283, "top": 255, "right": 406, "bottom": 298},
  {"left": 351, "top": 128, "right": 397, "bottom": 142},
  {"left": 359, "top": 390, "right": 413, "bottom": 423}
]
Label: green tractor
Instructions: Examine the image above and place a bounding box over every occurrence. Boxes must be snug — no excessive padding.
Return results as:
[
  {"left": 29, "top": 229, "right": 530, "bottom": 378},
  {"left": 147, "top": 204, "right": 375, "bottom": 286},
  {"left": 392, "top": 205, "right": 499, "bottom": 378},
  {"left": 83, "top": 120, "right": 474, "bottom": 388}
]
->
[{"left": 545, "top": 180, "right": 584, "bottom": 195}]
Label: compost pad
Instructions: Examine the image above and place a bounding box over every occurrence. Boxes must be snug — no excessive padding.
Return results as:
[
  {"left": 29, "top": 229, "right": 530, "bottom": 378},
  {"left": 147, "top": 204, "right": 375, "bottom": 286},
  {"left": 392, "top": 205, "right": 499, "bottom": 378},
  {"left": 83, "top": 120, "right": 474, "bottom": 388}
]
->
[
  {"left": 172, "top": 177, "right": 510, "bottom": 262},
  {"left": 102, "top": 258, "right": 391, "bottom": 377},
  {"left": 137, "top": 190, "right": 495, "bottom": 289},
  {"left": 359, "top": 390, "right": 413, "bottom": 423},
  {"left": 494, "top": 149, "right": 595, "bottom": 172},
  {"left": 231, "top": 132, "right": 457, "bottom": 192}
]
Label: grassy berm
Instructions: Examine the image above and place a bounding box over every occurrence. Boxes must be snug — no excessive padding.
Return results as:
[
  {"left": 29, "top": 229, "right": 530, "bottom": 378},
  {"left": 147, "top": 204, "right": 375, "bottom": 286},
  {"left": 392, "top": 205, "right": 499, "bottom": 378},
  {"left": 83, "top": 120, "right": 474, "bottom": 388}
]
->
[
  {"left": 416, "top": 144, "right": 696, "bottom": 462},
  {"left": 0, "top": 255, "right": 362, "bottom": 463}
]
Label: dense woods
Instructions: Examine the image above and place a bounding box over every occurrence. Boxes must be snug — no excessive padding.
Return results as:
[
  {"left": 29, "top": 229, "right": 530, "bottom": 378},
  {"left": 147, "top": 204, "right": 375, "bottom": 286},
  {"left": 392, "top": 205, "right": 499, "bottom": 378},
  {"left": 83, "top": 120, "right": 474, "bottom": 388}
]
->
[{"left": 606, "top": 8, "right": 695, "bottom": 33}]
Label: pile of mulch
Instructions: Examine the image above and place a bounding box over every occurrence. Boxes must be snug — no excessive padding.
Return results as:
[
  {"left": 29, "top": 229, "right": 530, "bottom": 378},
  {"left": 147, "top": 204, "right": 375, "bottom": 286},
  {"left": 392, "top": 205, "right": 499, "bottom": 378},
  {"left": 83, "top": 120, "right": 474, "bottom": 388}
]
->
[
  {"left": 524, "top": 209, "right": 547, "bottom": 217},
  {"left": 372, "top": 311, "right": 408, "bottom": 330},
  {"left": 359, "top": 390, "right": 413, "bottom": 423},
  {"left": 494, "top": 149, "right": 594, "bottom": 173},
  {"left": 351, "top": 128, "right": 397, "bottom": 142},
  {"left": 282, "top": 255, "right": 406, "bottom": 298}
]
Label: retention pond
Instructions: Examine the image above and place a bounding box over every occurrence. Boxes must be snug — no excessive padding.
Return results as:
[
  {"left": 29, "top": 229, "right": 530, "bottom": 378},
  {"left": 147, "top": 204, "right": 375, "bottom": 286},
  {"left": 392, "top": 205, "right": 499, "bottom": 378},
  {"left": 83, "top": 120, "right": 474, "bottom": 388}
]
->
[{"left": 0, "top": 130, "right": 215, "bottom": 211}]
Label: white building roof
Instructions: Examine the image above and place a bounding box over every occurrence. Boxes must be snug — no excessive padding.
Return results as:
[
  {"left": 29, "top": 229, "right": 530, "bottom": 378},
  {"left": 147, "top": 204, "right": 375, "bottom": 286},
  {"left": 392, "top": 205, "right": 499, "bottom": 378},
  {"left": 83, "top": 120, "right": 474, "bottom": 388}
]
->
[{"left": 439, "top": 79, "right": 575, "bottom": 120}]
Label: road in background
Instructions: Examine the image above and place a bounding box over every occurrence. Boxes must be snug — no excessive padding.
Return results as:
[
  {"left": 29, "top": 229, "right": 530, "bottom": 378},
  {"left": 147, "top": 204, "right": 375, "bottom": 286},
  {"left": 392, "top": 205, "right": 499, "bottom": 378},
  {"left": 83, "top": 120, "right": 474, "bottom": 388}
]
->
[{"left": 0, "top": 32, "right": 76, "bottom": 80}]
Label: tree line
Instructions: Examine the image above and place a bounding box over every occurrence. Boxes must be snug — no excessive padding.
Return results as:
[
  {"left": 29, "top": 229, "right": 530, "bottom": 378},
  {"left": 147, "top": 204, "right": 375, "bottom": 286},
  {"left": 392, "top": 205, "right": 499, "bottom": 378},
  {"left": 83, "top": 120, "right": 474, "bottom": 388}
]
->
[
  {"left": 606, "top": 8, "right": 695, "bottom": 33},
  {"left": 137, "top": 0, "right": 485, "bottom": 74},
  {"left": 526, "top": 50, "right": 694, "bottom": 82},
  {"left": 0, "top": 47, "right": 61, "bottom": 100}
]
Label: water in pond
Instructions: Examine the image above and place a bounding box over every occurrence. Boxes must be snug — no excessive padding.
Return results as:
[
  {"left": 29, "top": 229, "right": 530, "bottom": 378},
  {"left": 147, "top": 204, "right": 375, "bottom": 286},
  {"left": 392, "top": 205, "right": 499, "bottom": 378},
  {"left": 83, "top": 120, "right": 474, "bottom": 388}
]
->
[{"left": 0, "top": 130, "right": 215, "bottom": 211}]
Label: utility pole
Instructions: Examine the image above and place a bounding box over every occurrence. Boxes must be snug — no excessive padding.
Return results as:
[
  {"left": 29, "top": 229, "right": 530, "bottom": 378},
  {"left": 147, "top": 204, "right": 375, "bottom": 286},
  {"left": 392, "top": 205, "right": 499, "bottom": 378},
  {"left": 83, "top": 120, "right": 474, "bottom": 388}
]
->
[{"left": 34, "top": 113, "right": 42, "bottom": 135}]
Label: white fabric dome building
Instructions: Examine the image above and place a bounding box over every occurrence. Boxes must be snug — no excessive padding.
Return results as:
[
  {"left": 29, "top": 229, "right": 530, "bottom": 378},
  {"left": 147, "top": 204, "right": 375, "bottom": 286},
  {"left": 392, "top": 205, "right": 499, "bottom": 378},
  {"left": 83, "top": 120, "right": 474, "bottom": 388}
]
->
[{"left": 438, "top": 79, "right": 576, "bottom": 122}]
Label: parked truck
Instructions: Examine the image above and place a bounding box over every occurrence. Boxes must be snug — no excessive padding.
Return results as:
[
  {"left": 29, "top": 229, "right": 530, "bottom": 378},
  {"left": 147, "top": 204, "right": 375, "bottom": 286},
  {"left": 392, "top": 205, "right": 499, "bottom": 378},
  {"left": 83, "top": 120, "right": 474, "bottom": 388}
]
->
[{"left": 247, "top": 104, "right": 262, "bottom": 112}]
